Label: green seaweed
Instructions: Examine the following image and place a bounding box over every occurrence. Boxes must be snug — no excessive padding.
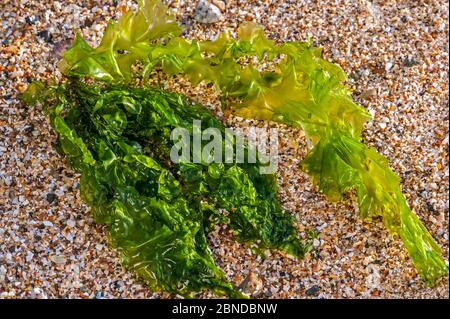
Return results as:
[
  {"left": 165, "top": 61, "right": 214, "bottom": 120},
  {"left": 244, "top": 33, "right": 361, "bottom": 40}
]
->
[
  {"left": 26, "top": 0, "right": 447, "bottom": 288},
  {"left": 27, "top": 82, "right": 306, "bottom": 297}
]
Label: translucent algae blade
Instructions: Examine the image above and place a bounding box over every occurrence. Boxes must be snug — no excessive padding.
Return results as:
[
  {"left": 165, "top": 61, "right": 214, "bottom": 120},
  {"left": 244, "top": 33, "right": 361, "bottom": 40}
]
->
[
  {"left": 58, "top": 0, "right": 181, "bottom": 82},
  {"left": 302, "top": 132, "right": 448, "bottom": 284}
]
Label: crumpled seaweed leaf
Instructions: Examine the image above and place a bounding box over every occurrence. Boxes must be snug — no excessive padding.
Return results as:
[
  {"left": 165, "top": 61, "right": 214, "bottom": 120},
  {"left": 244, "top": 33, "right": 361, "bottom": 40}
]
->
[
  {"left": 52, "top": 0, "right": 449, "bottom": 285},
  {"left": 27, "top": 82, "right": 307, "bottom": 297}
]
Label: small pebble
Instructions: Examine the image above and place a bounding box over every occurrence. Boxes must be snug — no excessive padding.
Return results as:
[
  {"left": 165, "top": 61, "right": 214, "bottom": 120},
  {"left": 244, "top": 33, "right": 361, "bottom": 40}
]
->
[
  {"left": 305, "top": 285, "right": 320, "bottom": 296},
  {"left": 67, "top": 219, "right": 76, "bottom": 228},
  {"left": 46, "top": 193, "right": 57, "bottom": 204},
  {"left": 43, "top": 221, "right": 53, "bottom": 227},
  {"left": 37, "top": 30, "right": 53, "bottom": 43},
  {"left": 194, "top": 0, "right": 224, "bottom": 24},
  {"left": 50, "top": 255, "right": 67, "bottom": 265}
]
